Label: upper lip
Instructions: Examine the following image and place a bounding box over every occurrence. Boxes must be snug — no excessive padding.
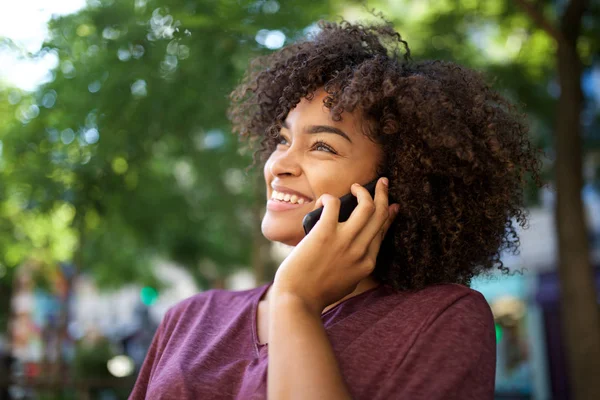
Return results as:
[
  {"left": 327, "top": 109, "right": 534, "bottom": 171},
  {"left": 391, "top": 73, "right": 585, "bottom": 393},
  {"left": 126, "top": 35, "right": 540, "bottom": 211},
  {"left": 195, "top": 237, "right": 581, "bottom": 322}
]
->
[{"left": 270, "top": 184, "right": 313, "bottom": 201}]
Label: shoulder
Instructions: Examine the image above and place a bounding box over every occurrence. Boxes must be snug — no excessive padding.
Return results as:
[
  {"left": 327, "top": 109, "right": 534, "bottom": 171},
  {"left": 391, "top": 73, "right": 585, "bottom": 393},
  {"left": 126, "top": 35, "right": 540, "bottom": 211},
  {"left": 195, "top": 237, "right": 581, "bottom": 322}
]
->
[
  {"left": 384, "top": 283, "right": 495, "bottom": 372},
  {"left": 161, "top": 284, "right": 268, "bottom": 327},
  {"left": 417, "top": 283, "right": 491, "bottom": 316},
  {"left": 384, "top": 283, "right": 494, "bottom": 335},
  {"left": 372, "top": 284, "right": 496, "bottom": 399}
]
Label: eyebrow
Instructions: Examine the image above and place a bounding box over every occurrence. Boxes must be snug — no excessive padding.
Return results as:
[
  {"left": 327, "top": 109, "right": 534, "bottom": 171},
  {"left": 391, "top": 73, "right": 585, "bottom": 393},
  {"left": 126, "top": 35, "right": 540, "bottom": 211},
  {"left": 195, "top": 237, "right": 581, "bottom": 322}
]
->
[{"left": 281, "top": 121, "right": 353, "bottom": 143}]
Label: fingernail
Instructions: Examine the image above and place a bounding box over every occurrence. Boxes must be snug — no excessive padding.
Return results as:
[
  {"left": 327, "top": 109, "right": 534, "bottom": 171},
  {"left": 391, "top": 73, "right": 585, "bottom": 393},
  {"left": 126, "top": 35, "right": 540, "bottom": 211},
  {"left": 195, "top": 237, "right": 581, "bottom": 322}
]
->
[{"left": 381, "top": 177, "right": 389, "bottom": 186}]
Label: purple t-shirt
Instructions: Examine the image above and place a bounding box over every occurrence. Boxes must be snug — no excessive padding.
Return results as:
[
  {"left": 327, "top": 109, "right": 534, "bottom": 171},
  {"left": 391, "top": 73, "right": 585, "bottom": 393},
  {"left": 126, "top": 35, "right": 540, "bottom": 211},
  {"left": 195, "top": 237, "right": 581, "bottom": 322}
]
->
[{"left": 129, "top": 282, "right": 496, "bottom": 399}]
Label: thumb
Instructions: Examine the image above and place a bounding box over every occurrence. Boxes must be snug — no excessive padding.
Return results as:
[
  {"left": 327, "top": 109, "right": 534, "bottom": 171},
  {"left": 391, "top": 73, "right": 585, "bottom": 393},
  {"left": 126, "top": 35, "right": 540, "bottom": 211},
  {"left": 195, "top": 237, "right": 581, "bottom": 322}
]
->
[{"left": 314, "top": 194, "right": 325, "bottom": 210}]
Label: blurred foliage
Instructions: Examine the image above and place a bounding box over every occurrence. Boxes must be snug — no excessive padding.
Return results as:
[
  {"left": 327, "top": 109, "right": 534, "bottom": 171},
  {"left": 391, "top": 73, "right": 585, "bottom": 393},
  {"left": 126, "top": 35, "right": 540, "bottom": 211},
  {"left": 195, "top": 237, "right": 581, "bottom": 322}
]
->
[
  {"left": 0, "top": 0, "right": 598, "bottom": 296},
  {"left": 347, "top": 0, "right": 599, "bottom": 194},
  {"left": 0, "top": 0, "right": 331, "bottom": 290},
  {"left": 72, "top": 338, "right": 116, "bottom": 380}
]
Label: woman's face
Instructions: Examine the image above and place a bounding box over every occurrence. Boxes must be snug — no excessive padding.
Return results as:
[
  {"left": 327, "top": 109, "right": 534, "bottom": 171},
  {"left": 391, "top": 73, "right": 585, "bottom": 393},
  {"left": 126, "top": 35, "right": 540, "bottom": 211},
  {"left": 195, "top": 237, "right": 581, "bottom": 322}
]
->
[{"left": 262, "top": 89, "right": 383, "bottom": 246}]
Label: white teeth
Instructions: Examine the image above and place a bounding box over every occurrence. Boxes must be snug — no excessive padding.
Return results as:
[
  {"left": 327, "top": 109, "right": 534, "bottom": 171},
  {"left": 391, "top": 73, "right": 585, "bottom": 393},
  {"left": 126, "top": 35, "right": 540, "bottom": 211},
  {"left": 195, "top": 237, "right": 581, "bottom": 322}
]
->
[{"left": 271, "top": 190, "right": 309, "bottom": 204}]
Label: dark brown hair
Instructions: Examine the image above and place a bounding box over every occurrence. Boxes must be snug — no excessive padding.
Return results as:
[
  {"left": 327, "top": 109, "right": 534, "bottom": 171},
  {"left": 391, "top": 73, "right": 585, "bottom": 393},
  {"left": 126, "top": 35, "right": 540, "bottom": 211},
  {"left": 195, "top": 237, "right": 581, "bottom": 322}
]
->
[{"left": 229, "top": 20, "right": 543, "bottom": 291}]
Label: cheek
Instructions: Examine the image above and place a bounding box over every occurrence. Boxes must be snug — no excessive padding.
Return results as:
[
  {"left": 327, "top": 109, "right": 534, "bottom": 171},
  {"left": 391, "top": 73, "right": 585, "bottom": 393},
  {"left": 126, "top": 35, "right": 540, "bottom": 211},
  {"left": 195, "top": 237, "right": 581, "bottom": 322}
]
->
[
  {"left": 304, "top": 166, "right": 354, "bottom": 195},
  {"left": 311, "top": 181, "right": 349, "bottom": 200},
  {"left": 263, "top": 159, "right": 274, "bottom": 184},
  {"left": 307, "top": 169, "right": 376, "bottom": 199}
]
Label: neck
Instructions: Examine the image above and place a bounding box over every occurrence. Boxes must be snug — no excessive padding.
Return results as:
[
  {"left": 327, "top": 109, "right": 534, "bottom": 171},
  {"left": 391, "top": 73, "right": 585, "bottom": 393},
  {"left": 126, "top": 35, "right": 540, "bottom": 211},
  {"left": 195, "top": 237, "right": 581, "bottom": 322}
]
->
[
  {"left": 322, "top": 276, "right": 380, "bottom": 314},
  {"left": 263, "top": 276, "right": 380, "bottom": 314}
]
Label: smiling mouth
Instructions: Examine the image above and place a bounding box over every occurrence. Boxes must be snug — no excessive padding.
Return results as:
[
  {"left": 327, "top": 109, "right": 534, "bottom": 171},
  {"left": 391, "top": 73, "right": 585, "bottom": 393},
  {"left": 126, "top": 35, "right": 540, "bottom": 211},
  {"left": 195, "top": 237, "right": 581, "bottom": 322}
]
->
[{"left": 270, "top": 190, "right": 311, "bottom": 205}]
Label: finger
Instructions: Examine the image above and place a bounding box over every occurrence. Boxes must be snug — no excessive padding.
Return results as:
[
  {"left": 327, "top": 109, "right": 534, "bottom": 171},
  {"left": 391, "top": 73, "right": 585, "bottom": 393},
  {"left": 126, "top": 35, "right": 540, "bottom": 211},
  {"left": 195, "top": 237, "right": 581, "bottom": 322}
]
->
[
  {"left": 379, "top": 203, "right": 400, "bottom": 240},
  {"left": 351, "top": 177, "right": 390, "bottom": 243},
  {"left": 343, "top": 182, "right": 378, "bottom": 237},
  {"left": 314, "top": 194, "right": 341, "bottom": 231},
  {"left": 366, "top": 203, "right": 400, "bottom": 260}
]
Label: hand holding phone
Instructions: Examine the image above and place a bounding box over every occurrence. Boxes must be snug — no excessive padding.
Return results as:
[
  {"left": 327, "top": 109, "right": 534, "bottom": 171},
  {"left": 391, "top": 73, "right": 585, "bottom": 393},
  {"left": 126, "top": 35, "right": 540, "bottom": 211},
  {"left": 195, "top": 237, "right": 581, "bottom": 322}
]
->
[
  {"left": 273, "top": 176, "right": 399, "bottom": 315},
  {"left": 302, "top": 178, "right": 381, "bottom": 234}
]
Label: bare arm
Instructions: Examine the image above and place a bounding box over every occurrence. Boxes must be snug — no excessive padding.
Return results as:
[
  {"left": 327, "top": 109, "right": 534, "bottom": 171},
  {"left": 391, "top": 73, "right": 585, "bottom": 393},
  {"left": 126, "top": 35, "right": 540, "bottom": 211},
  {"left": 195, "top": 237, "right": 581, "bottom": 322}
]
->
[
  {"left": 266, "top": 180, "right": 396, "bottom": 399},
  {"left": 267, "top": 291, "right": 352, "bottom": 400}
]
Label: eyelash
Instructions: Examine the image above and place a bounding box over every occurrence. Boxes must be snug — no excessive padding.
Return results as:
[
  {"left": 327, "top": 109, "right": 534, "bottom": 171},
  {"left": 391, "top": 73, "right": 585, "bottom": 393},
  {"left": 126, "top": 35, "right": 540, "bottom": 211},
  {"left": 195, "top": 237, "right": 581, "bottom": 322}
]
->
[
  {"left": 312, "top": 140, "right": 337, "bottom": 154},
  {"left": 277, "top": 136, "right": 338, "bottom": 155}
]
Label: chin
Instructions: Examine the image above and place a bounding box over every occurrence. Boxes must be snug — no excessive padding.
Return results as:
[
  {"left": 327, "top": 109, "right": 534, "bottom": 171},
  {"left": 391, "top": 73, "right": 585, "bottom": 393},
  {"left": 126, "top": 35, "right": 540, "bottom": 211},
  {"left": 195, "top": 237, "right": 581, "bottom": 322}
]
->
[{"left": 261, "top": 214, "right": 304, "bottom": 246}]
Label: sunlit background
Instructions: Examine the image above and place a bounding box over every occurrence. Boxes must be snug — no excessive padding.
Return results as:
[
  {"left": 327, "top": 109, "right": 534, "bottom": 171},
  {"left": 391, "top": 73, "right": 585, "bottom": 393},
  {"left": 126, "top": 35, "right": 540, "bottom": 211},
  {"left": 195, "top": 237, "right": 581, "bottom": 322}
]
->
[{"left": 1, "top": 0, "right": 599, "bottom": 399}]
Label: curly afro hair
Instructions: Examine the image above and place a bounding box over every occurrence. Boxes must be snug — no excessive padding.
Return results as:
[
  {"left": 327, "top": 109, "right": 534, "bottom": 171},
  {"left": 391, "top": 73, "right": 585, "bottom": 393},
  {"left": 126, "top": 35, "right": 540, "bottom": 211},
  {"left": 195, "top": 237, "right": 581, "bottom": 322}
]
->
[{"left": 228, "top": 20, "right": 543, "bottom": 291}]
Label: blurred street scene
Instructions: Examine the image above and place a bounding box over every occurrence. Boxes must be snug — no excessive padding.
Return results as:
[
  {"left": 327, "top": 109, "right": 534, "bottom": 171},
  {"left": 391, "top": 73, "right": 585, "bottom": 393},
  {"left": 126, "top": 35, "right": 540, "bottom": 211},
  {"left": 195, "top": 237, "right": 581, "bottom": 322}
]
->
[{"left": 0, "top": 0, "right": 599, "bottom": 399}]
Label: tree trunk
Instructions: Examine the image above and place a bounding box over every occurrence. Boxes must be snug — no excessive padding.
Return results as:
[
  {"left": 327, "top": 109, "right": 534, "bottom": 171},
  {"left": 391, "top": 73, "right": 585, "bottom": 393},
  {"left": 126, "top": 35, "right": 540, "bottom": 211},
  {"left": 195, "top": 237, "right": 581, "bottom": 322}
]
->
[{"left": 554, "top": 1, "right": 600, "bottom": 399}]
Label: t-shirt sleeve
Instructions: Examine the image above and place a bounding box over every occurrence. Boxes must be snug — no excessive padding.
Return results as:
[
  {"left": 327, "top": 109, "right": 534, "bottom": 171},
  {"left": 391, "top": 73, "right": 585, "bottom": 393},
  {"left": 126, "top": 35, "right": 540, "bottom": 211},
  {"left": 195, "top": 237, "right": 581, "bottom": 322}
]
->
[
  {"left": 379, "top": 291, "right": 496, "bottom": 400},
  {"left": 128, "top": 309, "right": 173, "bottom": 400}
]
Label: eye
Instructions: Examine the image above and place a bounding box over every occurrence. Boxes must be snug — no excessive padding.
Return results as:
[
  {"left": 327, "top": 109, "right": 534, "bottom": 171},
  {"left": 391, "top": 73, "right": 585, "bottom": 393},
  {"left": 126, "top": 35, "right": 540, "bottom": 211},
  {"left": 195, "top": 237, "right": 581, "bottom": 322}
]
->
[
  {"left": 312, "top": 140, "right": 337, "bottom": 154},
  {"left": 276, "top": 135, "right": 290, "bottom": 146}
]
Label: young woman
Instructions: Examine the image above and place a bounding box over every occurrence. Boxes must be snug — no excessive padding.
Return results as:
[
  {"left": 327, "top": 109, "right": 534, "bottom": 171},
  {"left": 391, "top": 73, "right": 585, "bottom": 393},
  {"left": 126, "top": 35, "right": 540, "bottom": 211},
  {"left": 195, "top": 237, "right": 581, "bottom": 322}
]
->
[{"left": 130, "top": 20, "right": 541, "bottom": 400}]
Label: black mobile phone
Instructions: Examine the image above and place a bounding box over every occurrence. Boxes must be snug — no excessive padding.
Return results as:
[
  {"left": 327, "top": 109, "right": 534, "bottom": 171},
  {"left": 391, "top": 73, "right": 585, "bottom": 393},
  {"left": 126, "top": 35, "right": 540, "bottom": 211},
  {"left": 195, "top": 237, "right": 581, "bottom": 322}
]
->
[{"left": 302, "top": 178, "right": 380, "bottom": 235}]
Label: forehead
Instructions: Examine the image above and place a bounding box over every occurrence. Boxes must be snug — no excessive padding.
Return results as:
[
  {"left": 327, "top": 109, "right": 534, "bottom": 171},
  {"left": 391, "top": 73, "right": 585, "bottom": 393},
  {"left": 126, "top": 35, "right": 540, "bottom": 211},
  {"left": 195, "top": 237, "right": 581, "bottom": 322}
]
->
[{"left": 284, "top": 90, "right": 364, "bottom": 138}]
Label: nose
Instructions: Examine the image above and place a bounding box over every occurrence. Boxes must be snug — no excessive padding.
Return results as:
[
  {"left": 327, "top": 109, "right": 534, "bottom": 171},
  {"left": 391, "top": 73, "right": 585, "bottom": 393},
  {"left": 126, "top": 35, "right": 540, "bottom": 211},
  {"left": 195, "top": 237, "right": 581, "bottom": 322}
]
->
[{"left": 268, "top": 147, "right": 302, "bottom": 178}]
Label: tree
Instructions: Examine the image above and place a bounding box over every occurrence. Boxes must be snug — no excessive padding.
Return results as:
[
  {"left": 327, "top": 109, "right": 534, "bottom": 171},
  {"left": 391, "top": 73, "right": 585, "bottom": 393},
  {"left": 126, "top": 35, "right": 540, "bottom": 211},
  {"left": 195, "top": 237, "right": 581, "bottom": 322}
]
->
[
  {"left": 347, "top": 0, "right": 600, "bottom": 397},
  {"left": 3, "top": 0, "right": 599, "bottom": 394},
  {"left": 513, "top": 1, "right": 600, "bottom": 399},
  {"left": 0, "top": 0, "right": 331, "bottom": 383},
  {"left": 1, "top": 0, "right": 332, "bottom": 287}
]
